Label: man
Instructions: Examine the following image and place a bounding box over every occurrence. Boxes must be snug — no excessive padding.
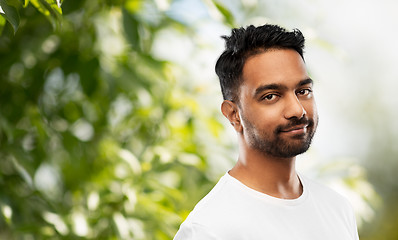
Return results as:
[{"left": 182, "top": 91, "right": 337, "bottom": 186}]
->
[{"left": 174, "top": 24, "right": 359, "bottom": 240}]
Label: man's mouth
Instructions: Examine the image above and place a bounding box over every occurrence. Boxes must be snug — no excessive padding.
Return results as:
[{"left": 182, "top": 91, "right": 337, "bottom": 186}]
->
[
  {"left": 280, "top": 124, "right": 309, "bottom": 133},
  {"left": 279, "top": 124, "right": 308, "bottom": 136},
  {"left": 276, "top": 118, "right": 314, "bottom": 135}
]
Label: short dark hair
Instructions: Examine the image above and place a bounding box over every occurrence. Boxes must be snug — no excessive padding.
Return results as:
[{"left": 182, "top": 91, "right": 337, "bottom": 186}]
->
[{"left": 215, "top": 24, "right": 305, "bottom": 102}]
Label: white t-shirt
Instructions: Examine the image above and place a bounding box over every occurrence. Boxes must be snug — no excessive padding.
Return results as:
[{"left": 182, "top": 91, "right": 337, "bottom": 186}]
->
[{"left": 174, "top": 172, "right": 359, "bottom": 240}]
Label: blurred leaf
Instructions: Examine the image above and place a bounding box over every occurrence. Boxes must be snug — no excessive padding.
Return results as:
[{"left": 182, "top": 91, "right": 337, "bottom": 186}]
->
[
  {"left": 0, "top": 15, "right": 5, "bottom": 33},
  {"left": 0, "top": 0, "right": 20, "bottom": 33},
  {"left": 122, "top": 7, "right": 140, "bottom": 52},
  {"left": 124, "top": 0, "right": 142, "bottom": 13},
  {"left": 79, "top": 58, "right": 99, "bottom": 96},
  {"left": 212, "top": 1, "right": 235, "bottom": 27},
  {"left": 30, "top": 0, "right": 62, "bottom": 29}
]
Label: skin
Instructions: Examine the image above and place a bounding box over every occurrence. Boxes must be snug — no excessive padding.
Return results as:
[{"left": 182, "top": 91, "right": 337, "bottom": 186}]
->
[{"left": 221, "top": 48, "right": 318, "bottom": 199}]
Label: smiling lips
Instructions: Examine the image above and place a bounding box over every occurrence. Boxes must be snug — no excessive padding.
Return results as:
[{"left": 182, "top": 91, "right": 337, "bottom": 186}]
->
[{"left": 280, "top": 124, "right": 308, "bottom": 134}]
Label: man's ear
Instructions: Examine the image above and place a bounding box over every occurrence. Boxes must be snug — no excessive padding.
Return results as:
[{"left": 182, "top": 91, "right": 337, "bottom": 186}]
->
[{"left": 221, "top": 100, "right": 243, "bottom": 133}]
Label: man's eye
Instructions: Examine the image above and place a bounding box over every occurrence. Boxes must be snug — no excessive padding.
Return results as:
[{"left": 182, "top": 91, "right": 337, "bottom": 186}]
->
[
  {"left": 262, "top": 94, "right": 277, "bottom": 101},
  {"left": 297, "top": 89, "right": 312, "bottom": 96}
]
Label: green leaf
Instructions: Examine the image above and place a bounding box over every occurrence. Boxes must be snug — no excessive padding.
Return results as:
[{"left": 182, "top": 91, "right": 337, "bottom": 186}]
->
[
  {"left": 0, "top": 14, "right": 5, "bottom": 34},
  {"left": 0, "top": 0, "right": 20, "bottom": 33},
  {"left": 30, "top": 0, "right": 62, "bottom": 29},
  {"left": 213, "top": 2, "right": 235, "bottom": 27},
  {"left": 124, "top": 0, "right": 142, "bottom": 13},
  {"left": 44, "top": 0, "right": 61, "bottom": 14},
  {"left": 16, "top": 0, "right": 29, "bottom": 7},
  {"left": 122, "top": 8, "right": 140, "bottom": 51}
]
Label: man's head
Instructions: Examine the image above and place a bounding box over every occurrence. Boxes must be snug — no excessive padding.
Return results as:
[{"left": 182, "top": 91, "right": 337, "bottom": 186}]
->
[
  {"left": 217, "top": 24, "right": 318, "bottom": 159},
  {"left": 215, "top": 24, "right": 305, "bottom": 103}
]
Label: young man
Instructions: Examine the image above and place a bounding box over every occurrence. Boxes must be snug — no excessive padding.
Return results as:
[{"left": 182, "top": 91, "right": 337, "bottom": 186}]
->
[{"left": 174, "top": 24, "right": 359, "bottom": 240}]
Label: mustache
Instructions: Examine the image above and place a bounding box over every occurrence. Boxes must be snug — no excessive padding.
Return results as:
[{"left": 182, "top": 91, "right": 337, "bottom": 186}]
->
[{"left": 275, "top": 117, "right": 314, "bottom": 133}]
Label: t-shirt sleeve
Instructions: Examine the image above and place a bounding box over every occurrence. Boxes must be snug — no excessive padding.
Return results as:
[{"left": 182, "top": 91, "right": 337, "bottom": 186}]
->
[
  {"left": 349, "top": 203, "right": 360, "bottom": 240},
  {"left": 173, "top": 222, "right": 220, "bottom": 240}
]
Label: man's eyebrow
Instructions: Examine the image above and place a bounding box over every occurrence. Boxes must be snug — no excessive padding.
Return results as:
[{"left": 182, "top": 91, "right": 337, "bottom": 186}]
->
[
  {"left": 254, "top": 78, "right": 313, "bottom": 98},
  {"left": 298, "top": 78, "right": 313, "bottom": 87},
  {"left": 254, "top": 83, "right": 287, "bottom": 97}
]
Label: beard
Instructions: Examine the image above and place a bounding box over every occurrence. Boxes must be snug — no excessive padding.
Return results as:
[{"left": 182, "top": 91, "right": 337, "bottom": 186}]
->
[{"left": 243, "top": 115, "right": 318, "bottom": 159}]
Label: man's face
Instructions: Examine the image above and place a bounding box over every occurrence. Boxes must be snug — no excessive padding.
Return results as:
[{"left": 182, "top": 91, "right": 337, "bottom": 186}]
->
[{"left": 238, "top": 49, "right": 318, "bottom": 158}]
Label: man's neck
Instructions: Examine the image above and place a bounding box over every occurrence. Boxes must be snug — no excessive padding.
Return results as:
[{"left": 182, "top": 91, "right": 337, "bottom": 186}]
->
[{"left": 229, "top": 148, "right": 303, "bottom": 199}]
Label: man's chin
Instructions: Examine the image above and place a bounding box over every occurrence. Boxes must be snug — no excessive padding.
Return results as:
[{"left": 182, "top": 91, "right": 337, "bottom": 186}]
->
[{"left": 270, "top": 138, "right": 312, "bottom": 158}]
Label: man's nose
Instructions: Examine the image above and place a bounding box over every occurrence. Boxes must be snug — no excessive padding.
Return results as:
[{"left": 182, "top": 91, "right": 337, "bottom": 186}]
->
[{"left": 284, "top": 95, "right": 306, "bottom": 119}]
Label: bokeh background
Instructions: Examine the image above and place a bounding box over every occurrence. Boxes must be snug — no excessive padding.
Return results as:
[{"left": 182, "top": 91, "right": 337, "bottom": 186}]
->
[{"left": 0, "top": 0, "right": 397, "bottom": 239}]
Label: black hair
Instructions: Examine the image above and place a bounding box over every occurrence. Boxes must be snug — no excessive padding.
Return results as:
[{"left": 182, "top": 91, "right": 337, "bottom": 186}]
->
[{"left": 215, "top": 24, "right": 305, "bottom": 102}]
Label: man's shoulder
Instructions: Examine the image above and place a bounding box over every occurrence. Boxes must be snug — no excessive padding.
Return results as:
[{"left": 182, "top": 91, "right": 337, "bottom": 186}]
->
[
  {"left": 301, "top": 174, "right": 352, "bottom": 208},
  {"left": 176, "top": 173, "right": 250, "bottom": 239},
  {"left": 185, "top": 173, "right": 238, "bottom": 224}
]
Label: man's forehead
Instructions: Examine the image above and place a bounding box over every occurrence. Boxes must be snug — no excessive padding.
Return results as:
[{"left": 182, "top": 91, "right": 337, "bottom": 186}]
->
[{"left": 241, "top": 50, "right": 308, "bottom": 84}]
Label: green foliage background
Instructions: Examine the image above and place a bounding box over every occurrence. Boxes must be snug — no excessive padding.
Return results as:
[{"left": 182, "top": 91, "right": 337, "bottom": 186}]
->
[
  {"left": 0, "top": 0, "right": 234, "bottom": 238},
  {"left": 0, "top": 0, "right": 397, "bottom": 239}
]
